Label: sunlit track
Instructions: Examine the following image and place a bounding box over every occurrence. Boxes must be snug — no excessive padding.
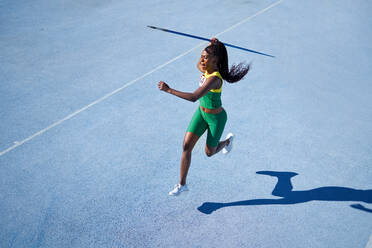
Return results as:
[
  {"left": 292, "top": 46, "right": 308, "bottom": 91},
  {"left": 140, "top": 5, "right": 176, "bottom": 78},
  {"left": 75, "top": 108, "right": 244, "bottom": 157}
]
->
[{"left": 0, "top": 0, "right": 283, "bottom": 157}]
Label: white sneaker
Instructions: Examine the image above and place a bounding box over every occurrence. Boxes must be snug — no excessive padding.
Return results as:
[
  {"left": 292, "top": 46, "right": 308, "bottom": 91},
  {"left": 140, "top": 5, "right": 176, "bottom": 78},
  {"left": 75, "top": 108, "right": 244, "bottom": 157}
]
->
[
  {"left": 169, "top": 184, "right": 188, "bottom": 196},
  {"left": 222, "top": 133, "right": 234, "bottom": 154}
]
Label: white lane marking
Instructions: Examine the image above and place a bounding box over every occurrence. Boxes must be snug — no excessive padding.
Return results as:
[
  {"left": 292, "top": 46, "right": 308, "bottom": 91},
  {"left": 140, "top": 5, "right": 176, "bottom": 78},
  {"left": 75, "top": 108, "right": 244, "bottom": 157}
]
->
[
  {"left": 215, "top": 0, "right": 283, "bottom": 37},
  {"left": 0, "top": 46, "right": 204, "bottom": 157},
  {"left": 0, "top": 0, "right": 283, "bottom": 157},
  {"left": 366, "top": 233, "right": 372, "bottom": 248}
]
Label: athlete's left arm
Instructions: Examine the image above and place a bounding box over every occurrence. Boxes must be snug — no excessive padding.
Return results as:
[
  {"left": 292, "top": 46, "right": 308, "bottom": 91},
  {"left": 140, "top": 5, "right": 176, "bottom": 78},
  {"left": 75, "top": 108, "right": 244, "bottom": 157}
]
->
[{"left": 158, "top": 76, "right": 220, "bottom": 102}]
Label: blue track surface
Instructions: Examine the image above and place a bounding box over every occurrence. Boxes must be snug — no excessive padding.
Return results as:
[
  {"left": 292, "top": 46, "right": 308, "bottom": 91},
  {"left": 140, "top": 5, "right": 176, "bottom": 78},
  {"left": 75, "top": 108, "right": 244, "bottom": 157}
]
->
[{"left": 1, "top": 1, "right": 372, "bottom": 247}]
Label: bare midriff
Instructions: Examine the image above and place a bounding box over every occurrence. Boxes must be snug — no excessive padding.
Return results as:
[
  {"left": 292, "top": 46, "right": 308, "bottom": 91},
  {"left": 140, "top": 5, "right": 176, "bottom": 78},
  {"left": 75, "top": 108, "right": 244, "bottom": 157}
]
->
[{"left": 200, "top": 106, "right": 223, "bottom": 114}]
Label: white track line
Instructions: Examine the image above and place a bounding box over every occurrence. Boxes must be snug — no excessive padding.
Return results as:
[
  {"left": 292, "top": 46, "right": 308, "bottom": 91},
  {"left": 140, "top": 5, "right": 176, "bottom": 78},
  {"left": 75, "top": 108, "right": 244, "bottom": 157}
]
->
[
  {"left": 215, "top": 0, "right": 283, "bottom": 37},
  {"left": 366, "top": 233, "right": 372, "bottom": 248},
  {"left": 0, "top": 0, "right": 282, "bottom": 157}
]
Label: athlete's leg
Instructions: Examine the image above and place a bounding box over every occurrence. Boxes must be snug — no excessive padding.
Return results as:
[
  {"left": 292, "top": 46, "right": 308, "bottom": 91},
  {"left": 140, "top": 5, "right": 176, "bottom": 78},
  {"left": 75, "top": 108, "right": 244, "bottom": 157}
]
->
[
  {"left": 205, "top": 138, "right": 230, "bottom": 157},
  {"left": 179, "top": 107, "right": 208, "bottom": 185},
  {"left": 204, "top": 109, "right": 228, "bottom": 157},
  {"left": 180, "top": 132, "right": 200, "bottom": 185}
]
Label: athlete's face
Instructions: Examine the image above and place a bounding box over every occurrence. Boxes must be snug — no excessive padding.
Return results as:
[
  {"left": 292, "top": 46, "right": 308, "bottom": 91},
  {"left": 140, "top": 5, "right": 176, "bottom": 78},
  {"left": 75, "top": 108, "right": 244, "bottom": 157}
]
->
[{"left": 200, "top": 50, "right": 218, "bottom": 72}]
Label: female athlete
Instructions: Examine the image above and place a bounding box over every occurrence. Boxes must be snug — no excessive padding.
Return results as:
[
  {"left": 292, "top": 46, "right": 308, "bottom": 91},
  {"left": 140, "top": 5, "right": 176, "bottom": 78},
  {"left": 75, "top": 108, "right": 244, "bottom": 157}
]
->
[{"left": 158, "top": 38, "right": 250, "bottom": 196}]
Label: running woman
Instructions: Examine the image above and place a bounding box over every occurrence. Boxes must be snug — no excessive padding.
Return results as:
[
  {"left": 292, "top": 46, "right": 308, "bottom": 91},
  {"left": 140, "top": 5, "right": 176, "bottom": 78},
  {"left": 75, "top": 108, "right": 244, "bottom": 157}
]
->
[{"left": 158, "top": 38, "right": 250, "bottom": 196}]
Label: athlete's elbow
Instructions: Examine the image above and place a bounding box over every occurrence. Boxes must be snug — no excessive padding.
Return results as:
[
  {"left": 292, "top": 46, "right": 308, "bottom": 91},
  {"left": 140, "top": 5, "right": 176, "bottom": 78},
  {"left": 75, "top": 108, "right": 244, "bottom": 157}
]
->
[{"left": 190, "top": 96, "right": 198, "bottom": 102}]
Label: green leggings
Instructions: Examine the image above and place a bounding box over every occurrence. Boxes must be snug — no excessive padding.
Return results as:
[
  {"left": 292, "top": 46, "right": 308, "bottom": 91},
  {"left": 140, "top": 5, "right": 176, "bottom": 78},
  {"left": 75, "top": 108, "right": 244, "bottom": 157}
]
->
[{"left": 186, "top": 107, "right": 227, "bottom": 147}]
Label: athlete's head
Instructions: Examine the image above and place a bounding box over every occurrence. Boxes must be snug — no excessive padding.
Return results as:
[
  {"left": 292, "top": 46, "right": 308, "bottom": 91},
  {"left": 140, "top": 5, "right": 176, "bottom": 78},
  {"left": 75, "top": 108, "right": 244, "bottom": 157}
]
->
[
  {"left": 199, "top": 49, "right": 218, "bottom": 73},
  {"left": 204, "top": 39, "right": 250, "bottom": 83}
]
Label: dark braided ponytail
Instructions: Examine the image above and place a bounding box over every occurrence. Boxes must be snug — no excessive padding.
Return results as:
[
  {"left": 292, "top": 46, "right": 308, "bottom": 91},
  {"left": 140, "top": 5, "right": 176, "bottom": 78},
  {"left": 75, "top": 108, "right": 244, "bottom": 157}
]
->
[{"left": 204, "top": 41, "right": 250, "bottom": 83}]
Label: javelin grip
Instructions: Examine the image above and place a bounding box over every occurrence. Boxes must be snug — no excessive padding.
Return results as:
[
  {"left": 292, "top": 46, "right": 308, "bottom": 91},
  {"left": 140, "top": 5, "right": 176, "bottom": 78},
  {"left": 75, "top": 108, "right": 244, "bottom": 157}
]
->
[{"left": 147, "top": 25, "right": 275, "bottom": 58}]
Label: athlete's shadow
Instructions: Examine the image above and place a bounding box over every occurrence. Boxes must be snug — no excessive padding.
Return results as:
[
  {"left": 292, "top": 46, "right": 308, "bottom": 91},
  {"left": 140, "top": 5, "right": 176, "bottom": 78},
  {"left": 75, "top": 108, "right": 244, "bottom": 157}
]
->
[{"left": 198, "top": 171, "right": 372, "bottom": 214}]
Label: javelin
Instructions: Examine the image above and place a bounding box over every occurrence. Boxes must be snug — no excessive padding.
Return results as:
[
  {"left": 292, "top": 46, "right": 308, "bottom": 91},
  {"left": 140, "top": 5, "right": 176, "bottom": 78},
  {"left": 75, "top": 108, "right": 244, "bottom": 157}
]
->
[{"left": 147, "top": 25, "right": 275, "bottom": 58}]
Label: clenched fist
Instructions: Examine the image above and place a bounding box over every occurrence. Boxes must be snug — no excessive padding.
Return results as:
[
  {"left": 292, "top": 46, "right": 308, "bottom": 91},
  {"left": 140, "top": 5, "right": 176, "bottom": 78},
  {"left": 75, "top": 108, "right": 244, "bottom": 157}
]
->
[{"left": 158, "top": 81, "right": 170, "bottom": 92}]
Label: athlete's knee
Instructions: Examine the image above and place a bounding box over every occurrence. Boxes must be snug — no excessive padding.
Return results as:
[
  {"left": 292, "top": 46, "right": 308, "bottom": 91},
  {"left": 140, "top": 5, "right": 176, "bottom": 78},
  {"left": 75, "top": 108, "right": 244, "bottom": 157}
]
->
[
  {"left": 183, "top": 142, "right": 193, "bottom": 152},
  {"left": 205, "top": 146, "right": 215, "bottom": 157}
]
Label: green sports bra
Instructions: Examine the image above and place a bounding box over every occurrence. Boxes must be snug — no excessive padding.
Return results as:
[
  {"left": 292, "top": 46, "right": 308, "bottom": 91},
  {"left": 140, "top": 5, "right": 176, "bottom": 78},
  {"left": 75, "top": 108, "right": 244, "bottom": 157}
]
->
[{"left": 199, "top": 71, "right": 223, "bottom": 109}]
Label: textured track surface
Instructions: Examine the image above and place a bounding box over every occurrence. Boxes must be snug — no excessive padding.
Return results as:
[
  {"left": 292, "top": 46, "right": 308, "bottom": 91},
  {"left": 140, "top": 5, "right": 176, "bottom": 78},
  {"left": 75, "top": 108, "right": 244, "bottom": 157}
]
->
[{"left": 1, "top": 1, "right": 371, "bottom": 247}]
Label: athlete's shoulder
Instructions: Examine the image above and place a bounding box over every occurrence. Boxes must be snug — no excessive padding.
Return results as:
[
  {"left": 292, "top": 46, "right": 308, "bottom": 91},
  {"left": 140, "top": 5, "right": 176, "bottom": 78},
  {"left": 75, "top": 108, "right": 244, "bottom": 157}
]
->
[{"left": 205, "top": 71, "right": 223, "bottom": 81}]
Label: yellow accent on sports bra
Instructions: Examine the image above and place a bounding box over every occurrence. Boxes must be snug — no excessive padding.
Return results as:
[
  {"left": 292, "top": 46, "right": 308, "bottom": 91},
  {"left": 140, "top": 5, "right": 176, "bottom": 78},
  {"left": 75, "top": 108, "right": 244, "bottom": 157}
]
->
[{"left": 204, "top": 71, "right": 223, "bottom": 93}]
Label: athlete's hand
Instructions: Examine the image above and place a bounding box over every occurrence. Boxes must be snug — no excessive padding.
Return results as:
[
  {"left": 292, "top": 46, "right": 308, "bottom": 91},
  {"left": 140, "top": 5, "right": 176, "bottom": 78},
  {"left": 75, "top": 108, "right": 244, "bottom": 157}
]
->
[
  {"left": 158, "top": 81, "right": 170, "bottom": 92},
  {"left": 210, "top": 37, "right": 219, "bottom": 45}
]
